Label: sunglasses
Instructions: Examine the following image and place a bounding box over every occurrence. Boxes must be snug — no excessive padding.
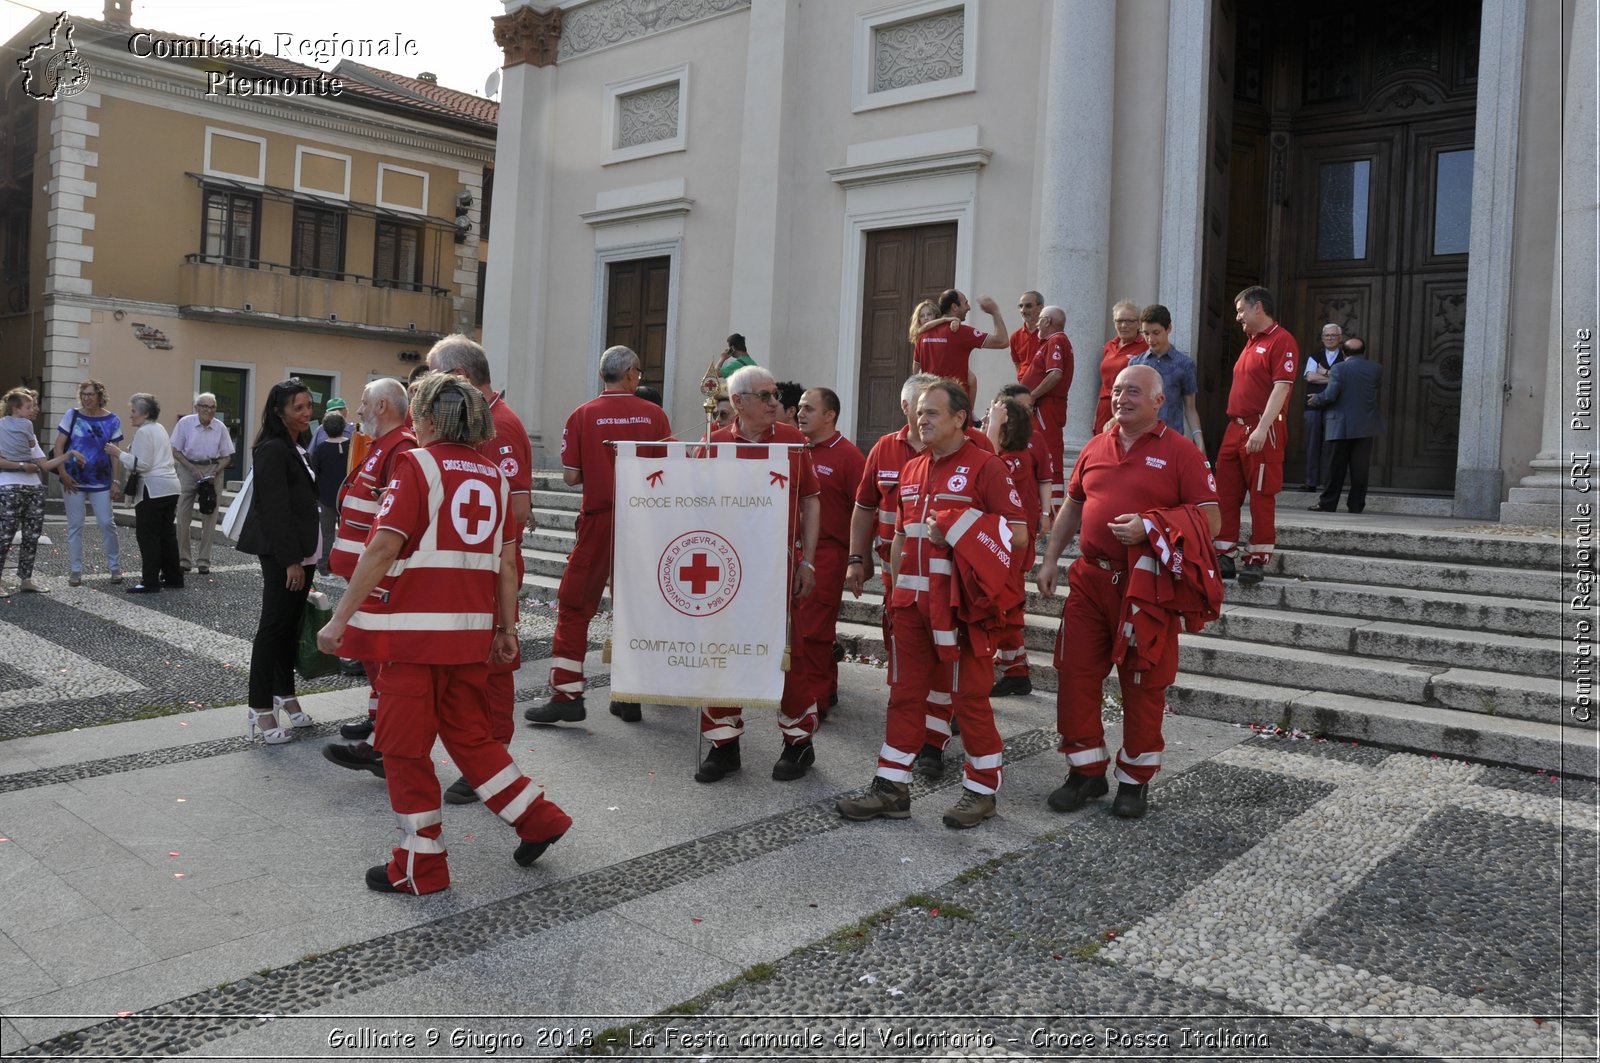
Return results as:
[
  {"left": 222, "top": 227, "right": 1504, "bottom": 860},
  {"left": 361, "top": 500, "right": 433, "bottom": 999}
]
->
[{"left": 739, "top": 390, "right": 782, "bottom": 404}]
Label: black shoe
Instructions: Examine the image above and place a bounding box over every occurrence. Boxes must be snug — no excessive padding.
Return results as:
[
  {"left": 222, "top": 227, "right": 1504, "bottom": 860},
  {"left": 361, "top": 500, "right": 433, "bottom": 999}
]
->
[
  {"left": 832, "top": 641, "right": 845, "bottom": 663},
  {"left": 828, "top": 689, "right": 839, "bottom": 707},
  {"left": 340, "top": 717, "right": 375, "bottom": 740},
  {"left": 161, "top": 579, "right": 184, "bottom": 588},
  {"left": 514, "top": 832, "right": 565, "bottom": 867},
  {"left": 322, "top": 741, "right": 386, "bottom": 778},
  {"left": 914, "top": 743, "right": 945, "bottom": 780},
  {"left": 1237, "top": 562, "right": 1265, "bottom": 586},
  {"left": 1218, "top": 555, "right": 1236, "bottom": 581},
  {"left": 1046, "top": 772, "right": 1109, "bottom": 813},
  {"left": 1112, "top": 781, "right": 1149, "bottom": 818},
  {"left": 443, "top": 775, "right": 478, "bottom": 805},
  {"left": 695, "top": 738, "right": 742, "bottom": 783},
  {"left": 339, "top": 658, "right": 368, "bottom": 678},
  {"left": 525, "top": 696, "right": 585, "bottom": 725},
  {"left": 1347, "top": 507, "right": 1364, "bottom": 515},
  {"left": 1299, "top": 483, "right": 1318, "bottom": 492},
  {"left": 366, "top": 864, "right": 404, "bottom": 893},
  {"left": 125, "top": 584, "right": 159, "bottom": 594},
  {"left": 771, "top": 740, "right": 815, "bottom": 781},
  {"left": 1308, "top": 502, "right": 1337, "bottom": 512},
  {"left": 989, "top": 675, "right": 1033, "bottom": 697},
  {"left": 608, "top": 699, "right": 642, "bottom": 723}
]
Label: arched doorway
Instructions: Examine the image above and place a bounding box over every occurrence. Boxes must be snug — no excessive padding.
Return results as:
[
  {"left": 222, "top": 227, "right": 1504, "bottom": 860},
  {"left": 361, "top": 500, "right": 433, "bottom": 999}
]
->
[{"left": 1199, "top": 0, "right": 1481, "bottom": 494}]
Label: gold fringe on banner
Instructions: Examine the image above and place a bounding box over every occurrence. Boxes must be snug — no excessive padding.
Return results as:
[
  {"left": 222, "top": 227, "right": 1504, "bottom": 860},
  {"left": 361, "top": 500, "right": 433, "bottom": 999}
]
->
[{"left": 602, "top": 638, "right": 612, "bottom": 664}]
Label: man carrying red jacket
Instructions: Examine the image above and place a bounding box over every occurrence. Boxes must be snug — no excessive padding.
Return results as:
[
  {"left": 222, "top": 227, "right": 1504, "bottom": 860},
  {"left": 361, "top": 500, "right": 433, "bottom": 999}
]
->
[
  {"left": 1038, "top": 364, "right": 1220, "bottom": 819},
  {"left": 319, "top": 374, "right": 570, "bottom": 895},
  {"left": 321, "top": 376, "right": 415, "bottom": 777},
  {"left": 838, "top": 380, "right": 1026, "bottom": 830}
]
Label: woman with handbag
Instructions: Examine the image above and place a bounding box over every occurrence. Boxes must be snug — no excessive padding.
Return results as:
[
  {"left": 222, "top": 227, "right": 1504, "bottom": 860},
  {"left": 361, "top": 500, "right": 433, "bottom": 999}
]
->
[
  {"left": 105, "top": 393, "right": 182, "bottom": 594},
  {"left": 52, "top": 379, "right": 124, "bottom": 586},
  {"left": 235, "top": 379, "right": 320, "bottom": 744}
]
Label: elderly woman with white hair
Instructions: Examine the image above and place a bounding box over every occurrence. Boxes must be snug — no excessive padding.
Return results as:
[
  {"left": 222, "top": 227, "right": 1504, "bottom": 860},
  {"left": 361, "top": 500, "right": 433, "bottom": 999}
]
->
[{"left": 106, "top": 392, "right": 183, "bottom": 594}]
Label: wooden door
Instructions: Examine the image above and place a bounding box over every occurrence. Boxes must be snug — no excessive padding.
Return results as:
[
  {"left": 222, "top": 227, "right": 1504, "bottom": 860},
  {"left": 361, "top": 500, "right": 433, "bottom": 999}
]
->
[
  {"left": 855, "top": 223, "right": 956, "bottom": 450},
  {"left": 606, "top": 256, "right": 670, "bottom": 393},
  {"left": 198, "top": 365, "right": 247, "bottom": 484}
]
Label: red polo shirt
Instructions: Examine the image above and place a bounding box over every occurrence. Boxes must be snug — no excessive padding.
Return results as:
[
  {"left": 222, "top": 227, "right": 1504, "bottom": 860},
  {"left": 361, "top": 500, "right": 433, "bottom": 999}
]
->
[
  {"left": 1009, "top": 326, "right": 1042, "bottom": 383},
  {"left": 1023, "top": 332, "right": 1075, "bottom": 415},
  {"left": 806, "top": 431, "right": 866, "bottom": 551},
  {"left": 998, "top": 444, "right": 1049, "bottom": 531},
  {"left": 856, "top": 426, "right": 994, "bottom": 563},
  {"left": 560, "top": 390, "right": 673, "bottom": 514},
  {"left": 1098, "top": 337, "right": 1149, "bottom": 410},
  {"left": 482, "top": 391, "right": 533, "bottom": 501},
  {"left": 1068, "top": 421, "right": 1218, "bottom": 565},
  {"left": 1227, "top": 322, "right": 1300, "bottom": 420},
  {"left": 914, "top": 321, "right": 987, "bottom": 388},
  {"left": 708, "top": 420, "right": 820, "bottom": 543}
]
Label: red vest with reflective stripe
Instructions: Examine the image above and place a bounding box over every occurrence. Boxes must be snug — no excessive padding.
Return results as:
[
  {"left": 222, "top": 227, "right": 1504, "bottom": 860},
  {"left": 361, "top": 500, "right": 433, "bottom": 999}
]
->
[
  {"left": 330, "top": 426, "right": 417, "bottom": 579},
  {"left": 341, "top": 445, "right": 508, "bottom": 664}
]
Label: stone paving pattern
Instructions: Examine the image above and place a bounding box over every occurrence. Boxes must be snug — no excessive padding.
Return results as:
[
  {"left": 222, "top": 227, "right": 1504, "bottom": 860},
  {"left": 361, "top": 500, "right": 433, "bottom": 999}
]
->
[{"left": 0, "top": 517, "right": 1594, "bottom": 1060}]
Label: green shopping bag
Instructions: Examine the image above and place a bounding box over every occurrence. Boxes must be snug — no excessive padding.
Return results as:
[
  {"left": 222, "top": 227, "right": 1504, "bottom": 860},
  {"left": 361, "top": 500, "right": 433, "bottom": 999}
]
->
[{"left": 296, "top": 590, "right": 340, "bottom": 680}]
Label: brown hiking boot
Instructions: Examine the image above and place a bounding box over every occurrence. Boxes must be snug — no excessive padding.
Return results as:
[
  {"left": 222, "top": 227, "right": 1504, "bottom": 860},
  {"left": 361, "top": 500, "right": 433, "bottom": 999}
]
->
[
  {"left": 942, "top": 787, "right": 997, "bottom": 829},
  {"left": 836, "top": 777, "right": 911, "bottom": 820}
]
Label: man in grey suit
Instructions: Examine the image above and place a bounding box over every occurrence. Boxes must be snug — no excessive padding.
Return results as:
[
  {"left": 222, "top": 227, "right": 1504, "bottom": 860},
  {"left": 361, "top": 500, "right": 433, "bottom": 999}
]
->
[{"left": 1306, "top": 337, "right": 1383, "bottom": 514}]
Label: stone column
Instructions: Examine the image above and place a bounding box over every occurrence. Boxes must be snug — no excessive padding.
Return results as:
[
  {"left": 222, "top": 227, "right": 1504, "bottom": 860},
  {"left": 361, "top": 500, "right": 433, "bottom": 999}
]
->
[
  {"left": 42, "top": 91, "right": 102, "bottom": 434},
  {"left": 1502, "top": 0, "right": 1597, "bottom": 523},
  {"left": 1037, "top": 0, "right": 1118, "bottom": 454},
  {"left": 482, "top": 3, "right": 561, "bottom": 451},
  {"left": 727, "top": 0, "right": 796, "bottom": 362},
  {"left": 1158, "top": 0, "right": 1211, "bottom": 356},
  {"left": 1454, "top": 0, "right": 1527, "bottom": 519}
]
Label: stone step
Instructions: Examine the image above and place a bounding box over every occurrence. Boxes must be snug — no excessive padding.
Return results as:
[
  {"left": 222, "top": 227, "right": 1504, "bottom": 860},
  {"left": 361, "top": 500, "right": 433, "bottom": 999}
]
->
[
  {"left": 1270, "top": 523, "right": 1560, "bottom": 569},
  {"left": 1429, "top": 668, "right": 1569, "bottom": 727},
  {"left": 1270, "top": 579, "right": 1560, "bottom": 638},
  {"left": 531, "top": 488, "right": 580, "bottom": 512},
  {"left": 1271, "top": 549, "right": 1559, "bottom": 599},
  {"left": 530, "top": 507, "right": 577, "bottom": 532}
]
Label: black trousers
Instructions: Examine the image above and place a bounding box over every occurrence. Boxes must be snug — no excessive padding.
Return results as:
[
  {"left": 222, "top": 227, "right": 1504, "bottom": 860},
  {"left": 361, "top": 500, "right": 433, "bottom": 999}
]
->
[
  {"left": 133, "top": 495, "right": 182, "bottom": 587},
  {"left": 1319, "top": 436, "right": 1375, "bottom": 513},
  {"left": 249, "top": 556, "right": 311, "bottom": 710}
]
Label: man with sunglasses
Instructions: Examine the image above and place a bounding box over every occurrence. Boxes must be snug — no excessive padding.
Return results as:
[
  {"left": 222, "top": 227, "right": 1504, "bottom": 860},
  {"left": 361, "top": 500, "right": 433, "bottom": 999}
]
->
[
  {"left": 1008, "top": 291, "right": 1044, "bottom": 384},
  {"left": 697, "top": 366, "right": 823, "bottom": 784}
]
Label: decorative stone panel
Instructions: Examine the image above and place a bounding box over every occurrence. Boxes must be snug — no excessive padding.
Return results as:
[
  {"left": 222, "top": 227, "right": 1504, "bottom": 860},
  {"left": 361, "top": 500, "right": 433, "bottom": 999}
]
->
[
  {"left": 872, "top": 8, "right": 964, "bottom": 93},
  {"left": 617, "top": 82, "right": 680, "bottom": 149},
  {"left": 559, "top": 0, "right": 750, "bottom": 61}
]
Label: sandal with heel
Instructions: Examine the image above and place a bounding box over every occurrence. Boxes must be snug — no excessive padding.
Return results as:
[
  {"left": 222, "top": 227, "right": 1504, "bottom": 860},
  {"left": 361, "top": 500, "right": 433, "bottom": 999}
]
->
[
  {"left": 245, "top": 708, "right": 293, "bottom": 745},
  {"left": 274, "top": 696, "right": 314, "bottom": 728}
]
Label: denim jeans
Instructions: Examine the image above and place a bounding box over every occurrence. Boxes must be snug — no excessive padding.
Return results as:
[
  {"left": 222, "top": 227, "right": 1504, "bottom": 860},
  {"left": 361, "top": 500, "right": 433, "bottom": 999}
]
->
[{"left": 63, "top": 486, "right": 120, "bottom": 575}]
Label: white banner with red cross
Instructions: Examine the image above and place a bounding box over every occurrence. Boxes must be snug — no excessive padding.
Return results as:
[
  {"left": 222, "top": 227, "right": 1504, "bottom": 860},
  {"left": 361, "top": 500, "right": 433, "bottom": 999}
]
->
[{"left": 610, "top": 441, "right": 795, "bottom": 708}]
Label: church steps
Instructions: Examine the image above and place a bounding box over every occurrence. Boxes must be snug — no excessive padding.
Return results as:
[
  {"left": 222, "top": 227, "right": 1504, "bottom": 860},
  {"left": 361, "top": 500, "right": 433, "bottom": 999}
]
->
[
  {"left": 1270, "top": 523, "right": 1560, "bottom": 569},
  {"left": 1268, "top": 550, "right": 1559, "bottom": 599}
]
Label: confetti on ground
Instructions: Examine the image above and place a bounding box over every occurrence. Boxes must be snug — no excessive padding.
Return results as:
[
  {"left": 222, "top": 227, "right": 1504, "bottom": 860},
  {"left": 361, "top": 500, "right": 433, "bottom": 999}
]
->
[{"left": 690, "top": 917, "right": 702, "bottom": 924}]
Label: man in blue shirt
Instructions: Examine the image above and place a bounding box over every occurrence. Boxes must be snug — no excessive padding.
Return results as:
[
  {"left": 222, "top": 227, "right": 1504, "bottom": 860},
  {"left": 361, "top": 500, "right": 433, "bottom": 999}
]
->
[{"left": 1129, "top": 304, "right": 1204, "bottom": 453}]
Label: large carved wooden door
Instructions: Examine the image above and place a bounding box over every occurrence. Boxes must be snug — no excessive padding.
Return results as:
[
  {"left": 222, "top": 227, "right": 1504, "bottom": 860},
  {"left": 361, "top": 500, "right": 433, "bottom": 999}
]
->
[
  {"left": 1203, "top": 0, "right": 1480, "bottom": 493},
  {"left": 606, "top": 256, "right": 670, "bottom": 393},
  {"left": 855, "top": 223, "right": 956, "bottom": 451}
]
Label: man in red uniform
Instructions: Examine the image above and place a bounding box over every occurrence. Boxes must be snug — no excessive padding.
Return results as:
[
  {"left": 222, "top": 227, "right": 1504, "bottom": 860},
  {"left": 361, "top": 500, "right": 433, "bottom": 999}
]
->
[
  {"left": 794, "top": 387, "right": 865, "bottom": 726},
  {"left": 1215, "top": 285, "right": 1297, "bottom": 585},
  {"left": 1038, "top": 364, "right": 1219, "bottom": 819},
  {"left": 426, "top": 336, "right": 535, "bottom": 803},
  {"left": 1094, "top": 300, "right": 1149, "bottom": 433},
  {"left": 526, "top": 346, "right": 672, "bottom": 727},
  {"left": 322, "top": 376, "right": 415, "bottom": 777},
  {"left": 697, "top": 365, "right": 823, "bottom": 783},
  {"left": 838, "top": 380, "right": 1027, "bottom": 829},
  {"left": 319, "top": 374, "right": 571, "bottom": 895},
  {"left": 913, "top": 289, "right": 1010, "bottom": 400},
  {"left": 1023, "top": 304, "right": 1074, "bottom": 509},
  {"left": 847, "top": 373, "right": 994, "bottom": 780},
  {"left": 1008, "top": 290, "right": 1044, "bottom": 383}
]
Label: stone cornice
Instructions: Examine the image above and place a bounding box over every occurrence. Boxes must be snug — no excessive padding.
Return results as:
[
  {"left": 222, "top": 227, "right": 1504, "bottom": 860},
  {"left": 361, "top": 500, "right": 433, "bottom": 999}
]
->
[
  {"left": 494, "top": 6, "right": 563, "bottom": 69},
  {"left": 826, "top": 146, "right": 993, "bottom": 190},
  {"left": 578, "top": 196, "right": 694, "bottom": 227}
]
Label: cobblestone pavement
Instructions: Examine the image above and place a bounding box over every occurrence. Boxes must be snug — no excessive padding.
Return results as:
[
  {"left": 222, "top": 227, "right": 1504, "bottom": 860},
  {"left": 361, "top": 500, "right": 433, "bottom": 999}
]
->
[{"left": 0, "top": 516, "right": 1595, "bottom": 1060}]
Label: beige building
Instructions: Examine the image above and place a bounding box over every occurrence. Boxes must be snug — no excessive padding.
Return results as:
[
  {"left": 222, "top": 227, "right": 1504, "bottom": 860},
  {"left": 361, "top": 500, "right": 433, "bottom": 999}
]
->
[
  {"left": 485, "top": 0, "right": 1593, "bottom": 522},
  {"left": 0, "top": 3, "right": 497, "bottom": 477}
]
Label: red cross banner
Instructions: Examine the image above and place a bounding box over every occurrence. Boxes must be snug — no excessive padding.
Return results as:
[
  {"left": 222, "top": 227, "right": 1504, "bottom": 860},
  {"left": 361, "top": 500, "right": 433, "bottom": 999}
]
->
[{"left": 610, "top": 441, "right": 795, "bottom": 708}]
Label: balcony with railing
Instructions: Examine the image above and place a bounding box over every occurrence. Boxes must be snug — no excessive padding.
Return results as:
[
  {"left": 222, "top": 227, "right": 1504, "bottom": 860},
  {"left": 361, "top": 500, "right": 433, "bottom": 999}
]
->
[{"left": 179, "top": 255, "right": 453, "bottom": 338}]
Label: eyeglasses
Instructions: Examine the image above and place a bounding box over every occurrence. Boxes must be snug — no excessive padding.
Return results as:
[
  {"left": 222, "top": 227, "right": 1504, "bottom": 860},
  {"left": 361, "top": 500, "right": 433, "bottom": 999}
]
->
[{"left": 738, "top": 390, "right": 782, "bottom": 404}]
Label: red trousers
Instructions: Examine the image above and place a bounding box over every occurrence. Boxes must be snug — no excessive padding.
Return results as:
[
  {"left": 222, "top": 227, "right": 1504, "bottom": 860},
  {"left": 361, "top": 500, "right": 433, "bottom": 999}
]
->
[
  {"left": 788, "top": 544, "right": 847, "bottom": 729},
  {"left": 485, "top": 551, "right": 525, "bottom": 744},
  {"left": 993, "top": 552, "right": 1031, "bottom": 679},
  {"left": 549, "top": 510, "right": 611, "bottom": 701},
  {"left": 1039, "top": 404, "right": 1066, "bottom": 507},
  {"left": 1214, "top": 418, "right": 1284, "bottom": 565},
  {"left": 373, "top": 661, "right": 570, "bottom": 895},
  {"left": 879, "top": 604, "right": 1003, "bottom": 793},
  {"left": 880, "top": 569, "right": 957, "bottom": 750},
  {"left": 362, "top": 660, "right": 385, "bottom": 719},
  {"left": 1054, "top": 559, "right": 1178, "bottom": 786}
]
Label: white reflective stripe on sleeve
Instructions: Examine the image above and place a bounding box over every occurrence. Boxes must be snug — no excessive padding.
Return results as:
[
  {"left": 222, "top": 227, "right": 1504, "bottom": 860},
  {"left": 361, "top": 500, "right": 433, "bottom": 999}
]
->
[
  {"left": 496, "top": 781, "right": 540, "bottom": 826},
  {"left": 399, "top": 833, "right": 447, "bottom": 854},
  {"left": 943, "top": 508, "right": 981, "bottom": 545},
  {"left": 924, "top": 714, "right": 952, "bottom": 736},
  {"left": 927, "top": 557, "right": 953, "bottom": 575},
  {"left": 347, "top": 612, "right": 495, "bottom": 631},
  {"left": 1066, "top": 746, "right": 1110, "bottom": 767},
  {"left": 550, "top": 658, "right": 585, "bottom": 672},
  {"left": 877, "top": 766, "right": 914, "bottom": 784},
  {"left": 878, "top": 743, "right": 916, "bottom": 766},
  {"left": 1134, "top": 554, "right": 1159, "bottom": 575},
  {"left": 1118, "top": 749, "right": 1163, "bottom": 766},
  {"left": 903, "top": 522, "right": 928, "bottom": 539},
  {"left": 475, "top": 763, "right": 520, "bottom": 802},
  {"left": 932, "top": 628, "right": 957, "bottom": 646},
  {"left": 896, "top": 574, "right": 930, "bottom": 592},
  {"left": 927, "top": 690, "right": 952, "bottom": 705},
  {"left": 342, "top": 495, "right": 380, "bottom": 514},
  {"left": 877, "top": 509, "right": 896, "bottom": 524},
  {"left": 331, "top": 536, "right": 366, "bottom": 554},
  {"left": 396, "top": 809, "right": 442, "bottom": 831},
  {"left": 966, "top": 751, "right": 1004, "bottom": 770}
]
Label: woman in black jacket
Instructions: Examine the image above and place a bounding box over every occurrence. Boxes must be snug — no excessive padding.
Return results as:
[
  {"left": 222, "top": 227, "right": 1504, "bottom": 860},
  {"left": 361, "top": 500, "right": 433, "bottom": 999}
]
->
[{"left": 237, "top": 379, "right": 320, "bottom": 743}]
